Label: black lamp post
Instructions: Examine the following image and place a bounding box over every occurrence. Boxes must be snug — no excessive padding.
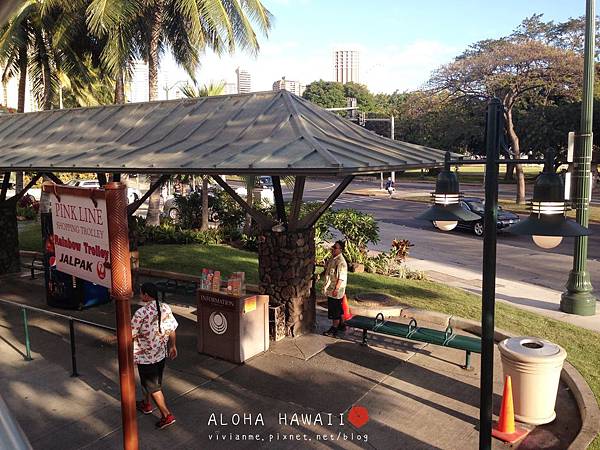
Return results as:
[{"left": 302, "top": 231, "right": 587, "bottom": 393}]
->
[
  {"left": 416, "top": 152, "right": 480, "bottom": 227},
  {"left": 417, "top": 98, "right": 590, "bottom": 450}
]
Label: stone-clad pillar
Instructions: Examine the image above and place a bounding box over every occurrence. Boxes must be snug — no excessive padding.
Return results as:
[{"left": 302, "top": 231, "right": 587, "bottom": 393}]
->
[
  {"left": 258, "top": 228, "right": 316, "bottom": 337},
  {"left": 0, "top": 200, "right": 20, "bottom": 274}
]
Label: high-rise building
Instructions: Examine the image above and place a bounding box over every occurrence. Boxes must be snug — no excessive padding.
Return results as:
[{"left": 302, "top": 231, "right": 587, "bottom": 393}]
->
[
  {"left": 236, "top": 67, "right": 251, "bottom": 94},
  {"left": 333, "top": 50, "right": 359, "bottom": 84},
  {"left": 224, "top": 82, "right": 238, "bottom": 95},
  {"left": 127, "top": 61, "right": 149, "bottom": 102},
  {"left": 272, "top": 77, "right": 305, "bottom": 97}
]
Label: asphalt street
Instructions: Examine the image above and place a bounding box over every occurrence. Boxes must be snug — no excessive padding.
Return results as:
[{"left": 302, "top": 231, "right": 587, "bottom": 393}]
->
[
  {"left": 285, "top": 178, "right": 600, "bottom": 297},
  {"left": 291, "top": 178, "right": 600, "bottom": 260}
]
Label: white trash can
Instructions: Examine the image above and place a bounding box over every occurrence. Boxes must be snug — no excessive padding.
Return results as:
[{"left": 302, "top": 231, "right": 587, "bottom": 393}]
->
[{"left": 498, "top": 336, "right": 567, "bottom": 425}]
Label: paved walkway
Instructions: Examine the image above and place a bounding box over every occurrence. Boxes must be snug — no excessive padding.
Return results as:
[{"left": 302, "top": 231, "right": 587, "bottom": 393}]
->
[
  {"left": 0, "top": 277, "right": 581, "bottom": 449},
  {"left": 347, "top": 189, "right": 600, "bottom": 333}
]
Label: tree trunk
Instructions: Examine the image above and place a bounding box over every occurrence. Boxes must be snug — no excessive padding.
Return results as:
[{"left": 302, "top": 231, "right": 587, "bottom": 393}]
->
[
  {"left": 17, "top": 46, "right": 27, "bottom": 113},
  {"left": 115, "top": 70, "right": 125, "bottom": 104},
  {"left": 146, "top": 174, "right": 162, "bottom": 226},
  {"left": 505, "top": 107, "right": 526, "bottom": 204},
  {"left": 258, "top": 228, "right": 316, "bottom": 337},
  {"left": 504, "top": 163, "right": 515, "bottom": 181},
  {"left": 15, "top": 172, "right": 23, "bottom": 193},
  {"left": 0, "top": 200, "right": 21, "bottom": 274},
  {"left": 148, "top": 0, "right": 163, "bottom": 102},
  {"left": 2, "top": 79, "right": 8, "bottom": 107},
  {"left": 144, "top": 2, "right": 164, "bottom": 225},
  {"left": 201, "top": 176, "right": 209, "bottom": 230},
  {"left": 243, "top": 176, "right": 255, "bottom": 234},
  {"left": 12, "top": 50, "right": 24, "bottom": 191}
]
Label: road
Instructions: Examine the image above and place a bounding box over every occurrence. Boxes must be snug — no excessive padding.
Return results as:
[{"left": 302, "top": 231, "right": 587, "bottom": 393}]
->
[{"left": 291, "top": 179, "right": 600, "bottom": 295}]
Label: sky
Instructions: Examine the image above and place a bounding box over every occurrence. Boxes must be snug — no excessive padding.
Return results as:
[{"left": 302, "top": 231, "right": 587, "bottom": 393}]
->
[{"left": 158, "top": 0, "right": 588, "bottom": 96}]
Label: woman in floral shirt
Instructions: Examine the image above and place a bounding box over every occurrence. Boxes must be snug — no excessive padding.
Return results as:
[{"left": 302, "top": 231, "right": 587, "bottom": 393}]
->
[{"left": 132, "top": 282, "right": 178, "bottom": 429}]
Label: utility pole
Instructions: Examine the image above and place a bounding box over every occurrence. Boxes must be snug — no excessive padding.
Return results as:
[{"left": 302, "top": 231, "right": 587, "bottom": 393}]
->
[
  {"left": 561, "top": 0, "right": 597, "bottom": 316},
  {"left": 390, "top": 115, "right": 395, "bottom": 183}
]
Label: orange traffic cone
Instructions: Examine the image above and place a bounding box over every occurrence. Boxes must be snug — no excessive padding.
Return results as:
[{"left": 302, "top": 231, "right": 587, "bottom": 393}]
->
[
  {"left": 342, "top": 294, "right": 352, "bottom": 320},
  {"left": 492, "top": 375, "right": 530, "bottom": 443}
]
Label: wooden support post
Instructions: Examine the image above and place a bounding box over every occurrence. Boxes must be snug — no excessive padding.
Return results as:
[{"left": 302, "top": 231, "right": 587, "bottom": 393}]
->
[
  {"left": 105, "top": 182, "right": 138, "bottom": 450},
  {"left": 288, "top": 176, "right": 305, "bottom": 230},
  {"left": 212, "top": 175, "right": 273, "bottom": 230},
  {"left": 97, "top": 173, "right": 108, "bottom": 187},
  {"left": 42, "top": 172, "right": 64, "bottom": 185},
  {"left": 271, "top": 176, "right": 287, "bottom": 223},
  {"left": 0, "top": 171, "right": 11, "bottom": 202},
  {"left": 298, "top": 176, "right": 354, "bottom": 229},
  {"left": 13, "top": 173, "right": 42, "bottom": 203}
]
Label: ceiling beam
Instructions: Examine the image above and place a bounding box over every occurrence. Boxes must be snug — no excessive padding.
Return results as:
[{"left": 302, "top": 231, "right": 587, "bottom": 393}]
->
[
  {"left": 127, "top": 174, "right": 169, "bottom": 216},
  {"left": 212, "top": 175, "right": 273, "bottom": 230},
  {"left": 288, "top": 176, "right": 305, "bottom": 231},
  {"left": 297, "top": 176, "right": 354, "bottom": 230},
  {"left": 271, "top": 176, "right": 287, "bottom": 224}
]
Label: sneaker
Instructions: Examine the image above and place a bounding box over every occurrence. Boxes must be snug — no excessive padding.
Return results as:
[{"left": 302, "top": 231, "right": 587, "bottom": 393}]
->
[
  {"left": 323, "top": 326, "right": 338, "bottom": 337},
  {"left": 136, "top": 401, "right": 154, "bottom": 415},
  {"left": 156, "top": 414, "right": 176, "bottom": 429}
]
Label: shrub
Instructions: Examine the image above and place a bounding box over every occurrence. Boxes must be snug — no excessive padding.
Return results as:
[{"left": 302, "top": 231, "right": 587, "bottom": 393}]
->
[
  {"left": 325, "top": 208, "right": 379, "bottom": 249},
  {"left": 143, "top": 224, "right": 222, "bottom": 245},
  {"left": 212, "top": 190, "right": 245, "bottom": 232},
  {"left": 16, "top": 194, "right": 39, "bottom": 220},
  {"left": 240, "top": 234, "right": 258, "bottom": 251},
  {"left": 363, "top": 239, "right": 422, "bottom": 280},
  {"left": 343, "top": 240, "right": 367, "bottom": 265},
  {"left": 173, "top": 192, "right": 203, "bottom": 229},
  {"left": 17, "top": 205, "right": 37, "bottom": 220}
]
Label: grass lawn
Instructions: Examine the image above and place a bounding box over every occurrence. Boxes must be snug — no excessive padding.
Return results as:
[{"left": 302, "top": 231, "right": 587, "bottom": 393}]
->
[
  {"left": 18, "top": 221, "right": 43, "bottom": 252},
  {"left": 138, "top": 243, "right": 260, "bottom": 284},
  {"left": 17, "top": 224, "right": 600, "bottom": 447},
  {"left": 401, "top": 164, "right": 543, "bottom": 184}
]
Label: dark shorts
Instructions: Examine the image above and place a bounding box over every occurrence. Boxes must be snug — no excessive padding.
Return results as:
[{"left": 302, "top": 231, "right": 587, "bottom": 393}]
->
[
  {"left": 327, "top": 296, "right": 343, "bottom": 320},
  {"left": 138, "top": 358, "right": 166, "bottom": 394}
]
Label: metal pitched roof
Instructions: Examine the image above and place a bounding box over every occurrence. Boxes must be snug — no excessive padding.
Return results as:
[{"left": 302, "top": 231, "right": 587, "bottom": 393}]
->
[{"left": 0, "top": 90, "right": 448, "bottom": 175}]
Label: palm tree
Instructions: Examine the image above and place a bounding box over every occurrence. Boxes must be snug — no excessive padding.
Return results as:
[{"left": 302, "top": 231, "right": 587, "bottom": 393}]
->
[
  {"left": 180, "top": 80, "right": 225, "bottom": 98},
  {"left": 88, "top": 0, "right": 273, "bottom": 225},
  {"left": 0, "top": 0, "right": 103, "bottom": 111},
  {"left": 0, "top": 1, "right": 90, "bottom": 191},
  {"left": 179, "top": 80, "right": 226, "bottom": 229}
]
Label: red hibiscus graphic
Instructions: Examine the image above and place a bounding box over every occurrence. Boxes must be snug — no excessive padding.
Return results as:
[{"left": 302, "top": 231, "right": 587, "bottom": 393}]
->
[{"left": 347, "top": 405, "right": 369, "bottom": 428}]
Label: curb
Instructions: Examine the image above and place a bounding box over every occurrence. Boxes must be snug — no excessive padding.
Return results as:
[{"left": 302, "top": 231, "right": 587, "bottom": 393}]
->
[{"left": 350, "top": 303, "right": 600, "bottom": 450}]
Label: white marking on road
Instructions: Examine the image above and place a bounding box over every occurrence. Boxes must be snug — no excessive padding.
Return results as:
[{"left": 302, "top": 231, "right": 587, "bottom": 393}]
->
[
  {"left": 333, "top": 197, "right": 382, "bottom": 205},
  {"left": 305, "top": 182, "right": 336, "bottom": 192}
]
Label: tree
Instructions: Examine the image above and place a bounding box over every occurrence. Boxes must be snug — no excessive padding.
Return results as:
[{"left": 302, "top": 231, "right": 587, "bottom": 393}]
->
[
  {"left": 1, "top": 0, "right": 106, "bottom": 111},
  {"left": 89, "top": 0, "right": 273, "bottom": 225},
  {"left": 180, "top": 80, "right": 226, "bottom": 230},
  {"left": 343, "top": 82, "right": 375, "bottom": 112},
  {"left": 302, "top": 80, "right": 346, "bottom": 109},
  {"left": 429, "top": 33, "right": 583, "bottom": 203}
]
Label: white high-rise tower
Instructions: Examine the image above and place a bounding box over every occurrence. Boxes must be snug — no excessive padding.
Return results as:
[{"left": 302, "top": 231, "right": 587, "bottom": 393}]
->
[
  {"left": 236, "top": 67, "right": 251, "bottom": 94},
  {"left": 333, "top": 50, "right": 359, "bottom": 84}
]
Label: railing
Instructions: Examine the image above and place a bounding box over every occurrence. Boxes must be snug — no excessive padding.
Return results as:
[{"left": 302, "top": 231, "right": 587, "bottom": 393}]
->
[{"left": 0, "top": 298, "right": 116, "bottom": 377}]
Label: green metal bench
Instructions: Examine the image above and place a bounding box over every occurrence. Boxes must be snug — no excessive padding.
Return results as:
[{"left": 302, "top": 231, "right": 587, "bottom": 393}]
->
[{"left": 345, "top": 313, "right": 481, "bottom": 369}]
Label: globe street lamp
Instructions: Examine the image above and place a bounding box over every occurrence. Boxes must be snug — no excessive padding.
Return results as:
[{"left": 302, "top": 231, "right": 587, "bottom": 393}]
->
[
  {"left": 417, "top": 98, "right": 590, "bottom": 450},
  {"left": 506, "top": 150, "right": 590, "bottom": 248},
  {"left": 416, "top": 152, "right": 480, "bottom": 228}
]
